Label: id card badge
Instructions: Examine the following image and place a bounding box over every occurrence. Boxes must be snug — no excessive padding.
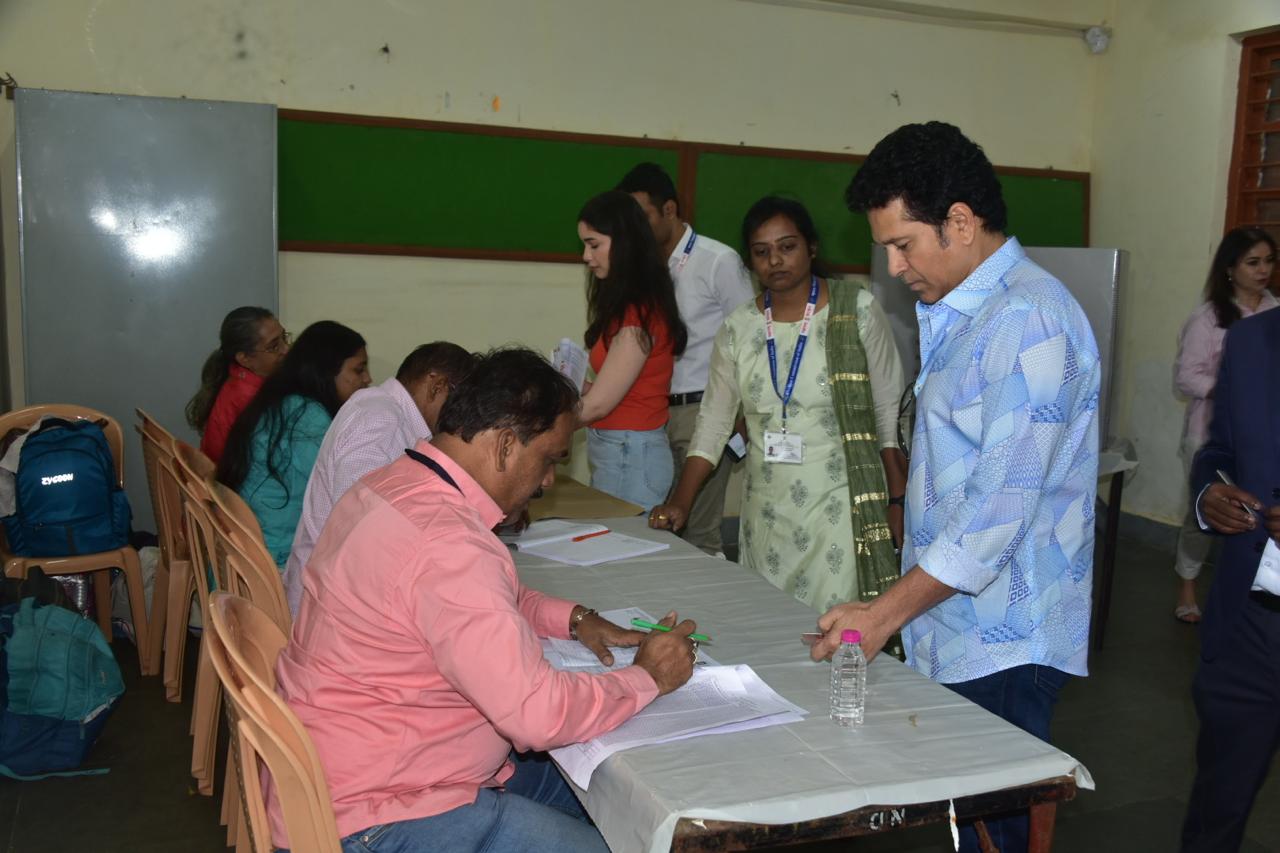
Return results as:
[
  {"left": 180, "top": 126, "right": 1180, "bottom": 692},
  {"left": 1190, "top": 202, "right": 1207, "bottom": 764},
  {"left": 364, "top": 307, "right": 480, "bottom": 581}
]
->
[{"left": 763, "top": 430, "right": 803, "bottom": 464}]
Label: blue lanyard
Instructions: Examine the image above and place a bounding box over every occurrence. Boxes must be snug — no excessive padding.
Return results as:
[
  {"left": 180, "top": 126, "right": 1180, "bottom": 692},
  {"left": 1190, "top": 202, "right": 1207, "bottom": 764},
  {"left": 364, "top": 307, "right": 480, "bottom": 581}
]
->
[
  {"left": 405, "top": 448, "right": 461, "bottom": 493},
  {"left": 763, "top": 276, "right": 819, "bottom": 431},
  {"left": 674, "top": 229, "right": 697, "bottom": 274}
]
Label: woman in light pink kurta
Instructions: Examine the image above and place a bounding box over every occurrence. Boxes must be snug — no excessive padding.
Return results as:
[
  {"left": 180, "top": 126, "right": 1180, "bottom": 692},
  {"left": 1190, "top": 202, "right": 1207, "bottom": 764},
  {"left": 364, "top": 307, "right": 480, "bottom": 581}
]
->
[{"left": 1172, "top": 227, "right": 1277, "bottom": 621}]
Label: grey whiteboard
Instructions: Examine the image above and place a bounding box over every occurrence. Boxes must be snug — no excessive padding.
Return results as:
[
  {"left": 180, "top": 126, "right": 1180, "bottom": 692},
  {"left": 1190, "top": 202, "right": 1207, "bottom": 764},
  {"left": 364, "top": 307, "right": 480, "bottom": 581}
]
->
[
  {"left": 869, "top": 245, "right": 1125, "bottom": 446},
  {"left": 16, "top": 88, "right": 277, "bottom": 529}
]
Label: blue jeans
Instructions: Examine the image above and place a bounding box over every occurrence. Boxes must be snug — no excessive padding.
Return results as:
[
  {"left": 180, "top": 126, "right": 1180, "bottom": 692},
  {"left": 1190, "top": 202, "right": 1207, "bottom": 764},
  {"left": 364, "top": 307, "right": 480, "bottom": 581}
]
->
[
  {"left": 943, "top": 664, "right": 1070, "bottom": 853},
  {"left": 586, "top": 427, "right": 672, "bottom": 511},
  {"left": 338, "top": 753, "right": 607, "bottom": 853}
]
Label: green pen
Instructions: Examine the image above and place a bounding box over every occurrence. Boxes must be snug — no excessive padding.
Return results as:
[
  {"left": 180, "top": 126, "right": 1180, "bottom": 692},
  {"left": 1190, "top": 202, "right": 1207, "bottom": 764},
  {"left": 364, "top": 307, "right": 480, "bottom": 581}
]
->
[{"left": 631, "top": 618, "right": 711, "bottom": 643}]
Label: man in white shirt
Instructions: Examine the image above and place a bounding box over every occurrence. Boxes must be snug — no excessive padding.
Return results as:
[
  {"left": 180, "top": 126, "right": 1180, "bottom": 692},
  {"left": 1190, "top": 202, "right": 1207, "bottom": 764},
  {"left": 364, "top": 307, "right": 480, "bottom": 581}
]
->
[
  {"left": 618, "top": 163, "right": 754, "bottom": 554},
  {"left": 282, "top": 341, "right": 476, "bottom": 615}
]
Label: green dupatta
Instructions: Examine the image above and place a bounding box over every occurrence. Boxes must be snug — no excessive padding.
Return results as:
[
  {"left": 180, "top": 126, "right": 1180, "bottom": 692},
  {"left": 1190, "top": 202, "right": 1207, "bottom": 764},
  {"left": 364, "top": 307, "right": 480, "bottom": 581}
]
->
[{"left": 825, "top": 279, "right": 900, "bottom": 602}]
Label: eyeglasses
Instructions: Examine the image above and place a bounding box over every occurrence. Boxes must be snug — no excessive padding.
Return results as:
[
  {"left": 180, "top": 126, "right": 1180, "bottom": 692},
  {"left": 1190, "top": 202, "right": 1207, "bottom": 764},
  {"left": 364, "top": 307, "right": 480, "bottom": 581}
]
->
[
  {"left": 896, "top": 384, "right": 916, "bottom": 461},
  {"left": 256, "top": 330, "right": 293, "bottom": 355}
]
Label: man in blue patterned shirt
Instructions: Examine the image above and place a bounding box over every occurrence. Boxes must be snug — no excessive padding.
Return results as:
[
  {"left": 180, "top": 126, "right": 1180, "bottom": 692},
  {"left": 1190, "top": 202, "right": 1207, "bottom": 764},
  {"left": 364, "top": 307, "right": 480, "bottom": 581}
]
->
[{"left": 814, "top": 122, "right": 1100, "bottom": 853}]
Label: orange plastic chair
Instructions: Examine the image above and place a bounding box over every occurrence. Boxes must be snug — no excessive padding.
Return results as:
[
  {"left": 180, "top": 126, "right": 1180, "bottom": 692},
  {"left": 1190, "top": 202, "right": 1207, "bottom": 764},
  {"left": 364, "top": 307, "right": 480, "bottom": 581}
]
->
[
  {"left": 170, "top": 441, "right": 224, "bottom": 796},
  {"left": 208, "top": 483, "right": 289, "bottom": 634},
  {"left": 206, "top": 482, "right": 291, "bottom": 842},
  {"left": 205, "top": 592, "right": 341, "bottom": 853},
  {"left": 135, "top": 410, "right": 191, "bottom": 699},
  {"left": 159, "top": 440, "right": 218, "bottom": 702},
  {"left": 0, "top": 404, "right": 154, "bottom": 676}
]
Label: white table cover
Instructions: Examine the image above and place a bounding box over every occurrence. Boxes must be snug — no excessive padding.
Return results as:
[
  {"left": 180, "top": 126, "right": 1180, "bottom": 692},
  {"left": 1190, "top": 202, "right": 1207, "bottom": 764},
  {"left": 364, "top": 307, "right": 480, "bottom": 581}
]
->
[{"left": 515, "top": 516, "right": 1095, "bottom": 853}]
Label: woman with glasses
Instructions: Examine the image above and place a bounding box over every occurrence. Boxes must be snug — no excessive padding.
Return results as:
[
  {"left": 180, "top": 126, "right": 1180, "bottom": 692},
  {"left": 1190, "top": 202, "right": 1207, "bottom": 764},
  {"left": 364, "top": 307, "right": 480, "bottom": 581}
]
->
[
  {"left": 218, "top": 320, "right": 372, "bottom": 570},
  {"left": 187, "top": 306, "right": 292, "bottom": 464},
  {"left": 576, "top": 190, "right": 689, "bottom": 510},
  {"left": 650, "top": 197, "right": 906, "bottom": 612}
]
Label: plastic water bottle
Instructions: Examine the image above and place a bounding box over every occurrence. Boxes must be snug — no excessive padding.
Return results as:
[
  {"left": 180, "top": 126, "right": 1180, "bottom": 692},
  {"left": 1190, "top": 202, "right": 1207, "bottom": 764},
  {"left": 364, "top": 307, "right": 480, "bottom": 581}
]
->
[{"left": 830, "top": 629, "right": 867, "bottom": 726}]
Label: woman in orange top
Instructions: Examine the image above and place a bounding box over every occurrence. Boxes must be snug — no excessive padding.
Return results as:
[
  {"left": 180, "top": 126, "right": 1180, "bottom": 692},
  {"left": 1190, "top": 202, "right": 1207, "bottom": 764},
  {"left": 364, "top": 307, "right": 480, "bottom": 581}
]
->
[{"left": 576, "top": 191, "right": 688, "bottom": 510}]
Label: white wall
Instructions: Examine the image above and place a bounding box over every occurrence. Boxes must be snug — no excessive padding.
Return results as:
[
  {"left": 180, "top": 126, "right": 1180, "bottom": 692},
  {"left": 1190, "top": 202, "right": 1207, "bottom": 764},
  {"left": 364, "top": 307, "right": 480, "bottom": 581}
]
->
[
  {"left": 0, "top": 0, "right": 1109, "bottom": 484},
  {"left": 1090, "top": 0, "right": 1279, "bottom": 524}
]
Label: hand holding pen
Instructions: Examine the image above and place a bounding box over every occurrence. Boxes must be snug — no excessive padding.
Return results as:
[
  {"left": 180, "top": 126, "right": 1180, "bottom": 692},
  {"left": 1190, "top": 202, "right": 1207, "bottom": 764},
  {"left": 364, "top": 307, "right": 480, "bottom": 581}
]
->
[
  {"left": 633, "top": 611, "right": 699, "bottom": 695},
  {"left": 1203, "top": 470, "right": 1265, "bottom": 536}
]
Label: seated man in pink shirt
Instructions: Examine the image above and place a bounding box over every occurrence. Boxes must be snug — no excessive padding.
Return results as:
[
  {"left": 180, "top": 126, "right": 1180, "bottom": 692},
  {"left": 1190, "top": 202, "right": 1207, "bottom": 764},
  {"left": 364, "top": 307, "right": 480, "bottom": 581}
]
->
[
  {"left": 272, "top": 347, "right": 698, "bottom": 853},
  {"left": 283, "top": 341, "right": 477, "bottom": 615}
]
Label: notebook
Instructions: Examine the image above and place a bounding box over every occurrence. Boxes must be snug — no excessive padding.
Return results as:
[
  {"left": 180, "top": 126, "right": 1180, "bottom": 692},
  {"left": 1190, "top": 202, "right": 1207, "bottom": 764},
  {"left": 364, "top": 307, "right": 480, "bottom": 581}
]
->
[
  {"left": 500, "top": 519, "right": 609, "bottom": 550},
  {"left": 520, "top": 531, "right": 670, "bottom": 567}
]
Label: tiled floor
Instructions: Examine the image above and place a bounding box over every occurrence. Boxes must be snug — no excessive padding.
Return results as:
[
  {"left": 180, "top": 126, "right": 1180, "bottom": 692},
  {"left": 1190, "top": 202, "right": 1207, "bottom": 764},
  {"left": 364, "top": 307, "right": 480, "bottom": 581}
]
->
[{"left": 3, "top": 535, "right": 1277, "bottom": 852}]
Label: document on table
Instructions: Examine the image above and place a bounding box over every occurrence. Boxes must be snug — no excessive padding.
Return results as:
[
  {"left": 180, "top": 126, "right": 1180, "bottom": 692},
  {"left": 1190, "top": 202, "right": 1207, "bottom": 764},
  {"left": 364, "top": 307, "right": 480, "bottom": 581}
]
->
[
  {"left": 550, "top": 664, "right": 806, "bottom": 789},
  {"left": 521, "top": 531, "right": 669, "bottom": 566},
  {"left": 542, "top": 638, "right": 719, "bottom": 671},
  {"left": 551, "top": 665, "right": 805, "bottom": 788},
  {"left": 499, "top": 519, "right": 609, "bottom": 549},
  {"left": 541, "top": 607, "right": 719, "bottom": 672}
]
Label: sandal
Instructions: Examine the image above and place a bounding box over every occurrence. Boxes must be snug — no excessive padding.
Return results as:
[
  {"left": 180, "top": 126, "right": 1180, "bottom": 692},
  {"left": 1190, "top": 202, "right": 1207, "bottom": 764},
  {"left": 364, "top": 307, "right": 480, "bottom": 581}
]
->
[{"left": 1175, "top": 603, "right": 1202, "bottom": 624}]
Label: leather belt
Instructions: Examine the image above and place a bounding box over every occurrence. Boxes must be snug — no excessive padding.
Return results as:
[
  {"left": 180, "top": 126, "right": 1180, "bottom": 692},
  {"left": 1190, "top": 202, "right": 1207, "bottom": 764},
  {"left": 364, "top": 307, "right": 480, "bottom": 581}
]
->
[{"left": 668, "top": 391, "right": 704, "bottom": 406}]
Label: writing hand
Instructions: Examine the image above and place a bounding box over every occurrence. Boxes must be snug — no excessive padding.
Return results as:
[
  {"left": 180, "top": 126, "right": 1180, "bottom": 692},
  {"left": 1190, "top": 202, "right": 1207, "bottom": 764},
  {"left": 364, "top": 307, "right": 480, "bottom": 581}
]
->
[
  {"left": 633, "top": 611, "right": 697, "bottom": 695},
  {"left": 574, "top": 612, "right": 645, "bottom": 667}
]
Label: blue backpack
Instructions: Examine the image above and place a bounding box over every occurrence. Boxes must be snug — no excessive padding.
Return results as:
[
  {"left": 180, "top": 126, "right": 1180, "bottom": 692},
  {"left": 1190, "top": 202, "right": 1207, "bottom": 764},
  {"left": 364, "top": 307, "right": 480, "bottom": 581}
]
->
[
  {"left": 0, "top": 593, "right": 124, "bottom": 779},
  {"left": 3, "top": 418, "right": 132, "bottom": 557}
]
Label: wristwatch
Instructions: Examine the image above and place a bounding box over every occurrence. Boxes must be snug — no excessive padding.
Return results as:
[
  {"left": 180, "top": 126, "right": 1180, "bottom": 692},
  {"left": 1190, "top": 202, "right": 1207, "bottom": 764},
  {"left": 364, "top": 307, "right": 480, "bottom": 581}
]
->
[
  {"left": 887, "top": 495, "right": 905, "bottom": 507},
  {"left": 569, "top": 607, "right": 597, "bottom": 640}
]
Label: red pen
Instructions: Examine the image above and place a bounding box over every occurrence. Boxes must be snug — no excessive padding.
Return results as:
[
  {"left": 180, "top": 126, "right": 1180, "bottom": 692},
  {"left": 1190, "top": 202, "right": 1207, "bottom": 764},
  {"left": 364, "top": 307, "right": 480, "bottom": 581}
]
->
[{"left": 571, "top": 529, "right": 610, "bottom": 542}]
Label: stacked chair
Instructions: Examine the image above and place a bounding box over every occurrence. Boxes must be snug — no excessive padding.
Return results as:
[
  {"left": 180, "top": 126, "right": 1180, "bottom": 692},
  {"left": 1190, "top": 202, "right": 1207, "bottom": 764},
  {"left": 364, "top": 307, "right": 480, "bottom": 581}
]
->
[
  {"left": 135, "top": 409, "right": 192, "bottom": 699},
  {"left": 140, "top": 409, "right": 310, "bottom": 850},
  {"left": 205, "top": 591, "right": 340, "bottom": 851}
]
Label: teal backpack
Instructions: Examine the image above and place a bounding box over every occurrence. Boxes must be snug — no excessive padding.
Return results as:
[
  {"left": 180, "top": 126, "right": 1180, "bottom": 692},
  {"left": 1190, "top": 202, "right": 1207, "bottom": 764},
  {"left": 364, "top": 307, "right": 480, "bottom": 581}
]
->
[{"left": 0, "top": 586, "right": 125, "bottom": 780}]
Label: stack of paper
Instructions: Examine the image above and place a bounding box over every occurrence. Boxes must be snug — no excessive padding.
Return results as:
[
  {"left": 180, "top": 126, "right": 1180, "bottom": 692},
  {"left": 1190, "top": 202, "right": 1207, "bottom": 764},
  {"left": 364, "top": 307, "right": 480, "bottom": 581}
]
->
[
  {"left": 544, "top": 608, "right": 805, "bottom": 788},
  {"left": 508, "top": 521, "right": 669, "bottom": 566},
  {"left": 542, "top": 637, "right": 718, "bottom": 672},
  {"left": 550, "top": 338, "right": 589, "bottom": 391},
  {"left": 551, "top": 664, "right": 806, "bottom": 788},
  {"left": 541, "top": 607, "right": 718, "bottom": 672},
  {"left": 500, "top": 519, "right": 608, "bottom": 549}
]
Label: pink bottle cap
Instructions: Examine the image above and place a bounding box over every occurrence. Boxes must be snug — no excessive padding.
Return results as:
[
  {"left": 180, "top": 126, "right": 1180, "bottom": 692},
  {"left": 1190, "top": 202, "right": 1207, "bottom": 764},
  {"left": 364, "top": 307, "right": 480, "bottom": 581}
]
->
[{"left": 841, "top": 629, "right": 861, "bottom": 643}]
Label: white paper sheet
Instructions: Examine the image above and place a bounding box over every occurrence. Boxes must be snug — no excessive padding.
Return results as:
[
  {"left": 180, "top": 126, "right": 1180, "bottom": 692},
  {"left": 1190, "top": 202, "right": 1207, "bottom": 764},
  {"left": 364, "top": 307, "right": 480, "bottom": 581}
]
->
[
  {"left": 521, "top": 531, "right": 669, "bottom": 566},
  {"left": 499, "top": 519, "right": 608, "bottom": 549},
  {"left": 550, "top": 664, "right": 804, "bottom": 788},
  {"left": 540, "top": 607, "right": 719, "bottom": 672}
]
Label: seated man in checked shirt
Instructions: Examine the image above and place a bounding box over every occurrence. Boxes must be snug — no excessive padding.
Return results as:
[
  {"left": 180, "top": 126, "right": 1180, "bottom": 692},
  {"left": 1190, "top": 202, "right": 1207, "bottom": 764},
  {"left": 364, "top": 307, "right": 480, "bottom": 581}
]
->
[{"left": 282, "top": 341, "right": 476, "bottom": 615}]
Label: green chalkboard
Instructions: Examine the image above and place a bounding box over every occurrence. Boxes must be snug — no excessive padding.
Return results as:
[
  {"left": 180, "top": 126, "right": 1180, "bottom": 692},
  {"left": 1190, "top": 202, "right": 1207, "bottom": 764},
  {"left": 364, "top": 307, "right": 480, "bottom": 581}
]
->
[
  {"left": 278, "top": 111, "right": 1087, "bottom": 266},
  {"left": 278, "top": 115, "right": 680, "bottom": 256},
  {"left": 692, "top": 152, "right": 866, "bottom": 267},
  {"left": 692, "top": 150, "right": 1088, "bottom": 269},
  {"left": 998, "top": 173, "right": 1088, "bottom": 247}
]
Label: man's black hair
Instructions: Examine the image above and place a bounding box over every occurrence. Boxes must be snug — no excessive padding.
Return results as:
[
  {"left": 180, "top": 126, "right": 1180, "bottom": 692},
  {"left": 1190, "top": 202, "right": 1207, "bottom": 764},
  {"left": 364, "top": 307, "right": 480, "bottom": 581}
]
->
[
  {"left": 435, "top": 347, "right": 579, "bottom": 444},
  {"left": 616, "top": 162, "right": 679, "bottom": 213},
  {"left": 845, "top": 122, "right": 1007, "bottom": 234},
  {"left": 396, "top": 341, "right": 477, "bottom": 387}
]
